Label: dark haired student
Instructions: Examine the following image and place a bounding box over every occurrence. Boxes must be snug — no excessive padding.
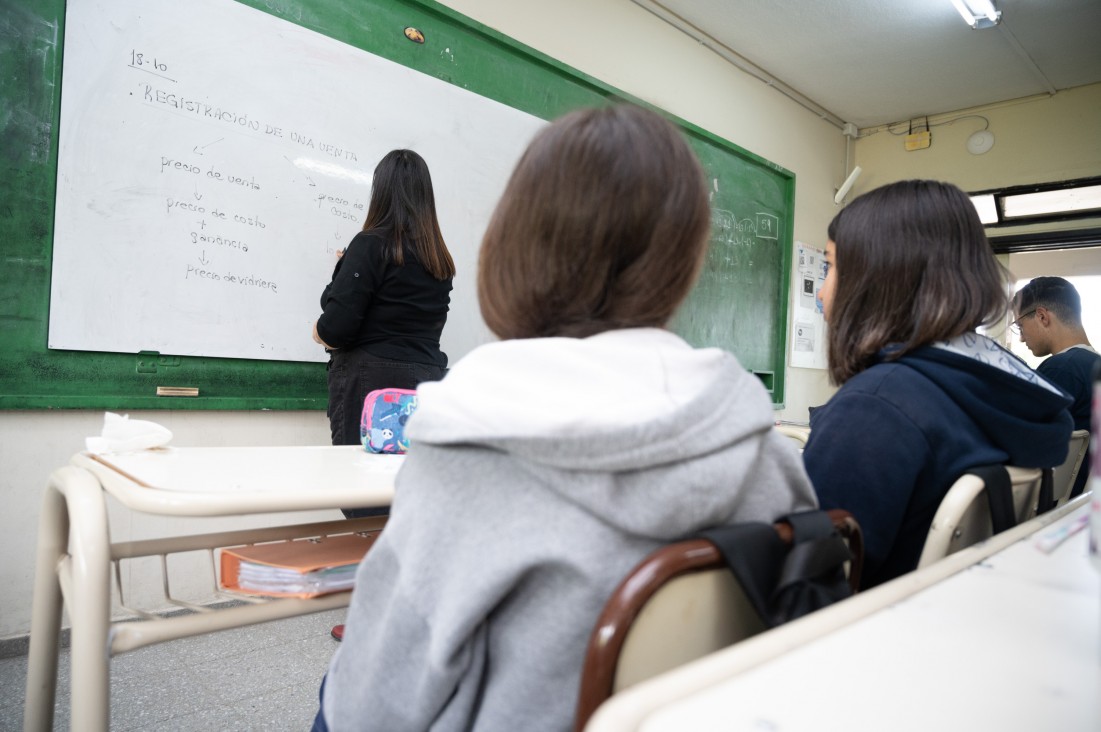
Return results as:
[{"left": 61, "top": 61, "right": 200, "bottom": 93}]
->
[
  {"left": 313, "top": 104, "right": 816, "bottom": 732},
  {"left": 803, "top": 179, "right": 1072, "bottom": 589},
  {"left": 313, "top": 148, "right": 455, "bottom": 473},
  {"left": 1013, "top": 276, "right": 1099, "bottom": 496}
]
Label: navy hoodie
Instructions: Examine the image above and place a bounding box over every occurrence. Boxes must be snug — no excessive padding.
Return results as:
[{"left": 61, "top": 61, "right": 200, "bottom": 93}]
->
[{"left": 803, "top": 334, "right": 1072, "bottom": 588}]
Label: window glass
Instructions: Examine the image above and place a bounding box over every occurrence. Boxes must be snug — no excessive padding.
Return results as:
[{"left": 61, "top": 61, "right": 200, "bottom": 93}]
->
[{"left": 1003, "top": 185, "right": 1101, "bottom": 219}]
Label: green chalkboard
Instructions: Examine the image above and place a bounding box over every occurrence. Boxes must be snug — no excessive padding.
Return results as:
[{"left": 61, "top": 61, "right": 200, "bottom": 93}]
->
[
  {"left": 0, "top": 0, "right": 793, "bottom": 410},
  {"left": 669, "top": 150, "right": 794, "bottom": 401}
]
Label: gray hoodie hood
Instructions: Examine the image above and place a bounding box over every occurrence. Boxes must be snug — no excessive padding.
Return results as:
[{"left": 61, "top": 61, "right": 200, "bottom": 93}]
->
[
  {"left": 408, "top": 328, "right": 815, "bottom": 539},
  {"left": 323, "top": 328, "right": 817, "bottom": 732}
]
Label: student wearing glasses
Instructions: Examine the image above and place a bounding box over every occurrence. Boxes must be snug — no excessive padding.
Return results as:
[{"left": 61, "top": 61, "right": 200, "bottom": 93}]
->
[
  {"left": 1013, "top": 276, "right": 1099, "bottom": 496},
  {"left": 803, "top": 180, "right": 1073, "bottom": 589}
]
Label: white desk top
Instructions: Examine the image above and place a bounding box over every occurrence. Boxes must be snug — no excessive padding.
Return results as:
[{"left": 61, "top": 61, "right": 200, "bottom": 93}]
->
[
  {"left": 73, "top": 446, "right": 402, "bottom": 516},
  {"left": 628, "top": 502, "right": 1101, "bottom": 732}
]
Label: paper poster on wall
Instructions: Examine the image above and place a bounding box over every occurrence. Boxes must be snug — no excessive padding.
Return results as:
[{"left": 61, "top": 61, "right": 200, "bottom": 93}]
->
[{"left": 789, "top": 241, "right": 828, "bottom": 370}]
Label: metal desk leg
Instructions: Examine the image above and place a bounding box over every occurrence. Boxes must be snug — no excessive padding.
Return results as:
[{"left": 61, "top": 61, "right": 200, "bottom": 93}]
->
[
  {"left": 23, "top": 466, "right": 112, "bottom": 732},
  {"left": 63, "top": 467, "right": 112, "bottom": 732},
  {"left": 24, "top": 468, "right": 72, "bottom": 732}
]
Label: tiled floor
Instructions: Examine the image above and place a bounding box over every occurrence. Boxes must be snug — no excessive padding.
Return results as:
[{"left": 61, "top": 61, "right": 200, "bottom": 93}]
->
[{"left": 1, "top": 608, "right": 345, "bottom": 731}]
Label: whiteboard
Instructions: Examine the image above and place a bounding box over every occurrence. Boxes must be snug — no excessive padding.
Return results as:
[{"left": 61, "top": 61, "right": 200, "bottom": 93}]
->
[{"left": 49, "top": 0, "right": 545, "bottom": 363}]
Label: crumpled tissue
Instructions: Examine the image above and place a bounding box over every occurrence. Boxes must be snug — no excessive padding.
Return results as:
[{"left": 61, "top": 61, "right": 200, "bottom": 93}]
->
[{"left": 85, "top": 412, "right": 173, "bottom": 453}]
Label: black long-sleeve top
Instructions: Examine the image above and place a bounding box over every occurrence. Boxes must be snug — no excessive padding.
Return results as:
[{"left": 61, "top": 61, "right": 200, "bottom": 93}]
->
[{"left": 317, "top": 231, "right": 452, "bottom": 367}]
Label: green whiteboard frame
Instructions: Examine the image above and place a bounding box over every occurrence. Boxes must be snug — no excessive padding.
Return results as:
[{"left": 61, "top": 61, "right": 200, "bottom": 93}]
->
[{"left": 0, "top": 0, "right": 793, "bottom": 410}]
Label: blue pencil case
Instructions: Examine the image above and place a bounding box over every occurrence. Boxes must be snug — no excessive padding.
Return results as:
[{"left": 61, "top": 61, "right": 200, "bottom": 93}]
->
[{"left": 360, "top": 388, "right": 418, "bottom": 454}]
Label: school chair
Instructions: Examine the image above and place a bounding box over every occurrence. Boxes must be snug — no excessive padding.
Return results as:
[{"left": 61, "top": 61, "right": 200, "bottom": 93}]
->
[
  {"left": 1052, "top": 429, "right": 1090, "bottom": 505},
  {"left": 573, "top": 510, "right": 862, "bottom": 732},
  {"left": 916, "top": 465, "right": 1045, "bottom": 569},
  {"left": 774, "top": 424, "right": 809, "bottom": 449}
]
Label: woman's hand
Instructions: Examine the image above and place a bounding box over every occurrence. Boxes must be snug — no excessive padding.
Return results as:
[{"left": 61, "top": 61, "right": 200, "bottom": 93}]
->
[{"left": 312, "top": 321, "right": 334, "bottom": 348}]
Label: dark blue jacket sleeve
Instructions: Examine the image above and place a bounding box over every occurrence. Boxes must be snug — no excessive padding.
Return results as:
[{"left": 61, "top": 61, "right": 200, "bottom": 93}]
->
[{"left": 803, "top": 390, "right": 931, "bottom": 582}]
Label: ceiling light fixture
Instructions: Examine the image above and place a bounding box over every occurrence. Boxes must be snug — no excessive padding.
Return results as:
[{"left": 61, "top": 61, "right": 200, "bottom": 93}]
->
[{"left": 950, "top": 0, "right": 1001, "bottom": 29}]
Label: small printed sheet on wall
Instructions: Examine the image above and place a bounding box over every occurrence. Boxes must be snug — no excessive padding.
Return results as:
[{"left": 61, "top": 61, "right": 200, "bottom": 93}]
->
[{"left": 789, "top": 241, "right": 827, "bottom": 370}]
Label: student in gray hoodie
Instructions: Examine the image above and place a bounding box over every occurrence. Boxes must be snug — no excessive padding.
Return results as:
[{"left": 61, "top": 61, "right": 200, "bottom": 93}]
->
[{"left": 314, "top": 104, "right": 817, "bottom": 732}]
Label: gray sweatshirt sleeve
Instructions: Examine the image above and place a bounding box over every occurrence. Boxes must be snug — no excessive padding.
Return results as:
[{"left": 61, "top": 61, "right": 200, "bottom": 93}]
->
[{"left": 322, "top": 534, "right": 484, "bottom": 731}]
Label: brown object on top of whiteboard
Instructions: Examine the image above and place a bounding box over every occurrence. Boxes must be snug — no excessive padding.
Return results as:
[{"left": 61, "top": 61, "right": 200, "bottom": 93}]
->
[{"left": 156, "top": 386, "right": 199, "bottom": 397}]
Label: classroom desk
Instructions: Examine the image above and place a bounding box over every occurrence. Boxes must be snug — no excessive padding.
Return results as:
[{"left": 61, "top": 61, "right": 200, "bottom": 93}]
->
[
  {"left": 586, "top": 494, "right": 1099, "bottom": 732},
  {"left": 23, "top": 446, "right": 401, "bottom": 732}
]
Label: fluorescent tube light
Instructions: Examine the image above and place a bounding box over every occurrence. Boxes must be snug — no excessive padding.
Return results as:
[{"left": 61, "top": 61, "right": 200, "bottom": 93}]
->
[{"left": 950, "top": 0, "right": 1001, "bottom": 29}]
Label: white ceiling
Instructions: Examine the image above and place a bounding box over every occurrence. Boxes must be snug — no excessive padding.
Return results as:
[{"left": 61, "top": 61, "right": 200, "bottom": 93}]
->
[{"left": 634, "top": 0, "right": 1101, "bottom": 129}]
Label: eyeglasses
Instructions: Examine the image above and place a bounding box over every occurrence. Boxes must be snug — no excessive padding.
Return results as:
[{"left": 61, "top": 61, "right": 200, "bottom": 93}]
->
[{"left": 1009, "top": 309, "right": 1036, "bottom": 334}]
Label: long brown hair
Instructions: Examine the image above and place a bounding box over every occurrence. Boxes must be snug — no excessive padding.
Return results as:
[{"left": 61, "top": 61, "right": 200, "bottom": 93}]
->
[
  {"left": 478, "top": 105, "right": 711, "bottom": 340},
  {"left": 362, "top": 149, "right": 455, "bottom": 280},
  {"left": 826, "top": 179, "right": 1009, "bottom": 384}
]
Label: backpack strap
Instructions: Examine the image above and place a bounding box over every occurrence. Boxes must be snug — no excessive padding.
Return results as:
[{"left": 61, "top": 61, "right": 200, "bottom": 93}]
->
[
  {"left": 968, "top": 464, "right": 1015, "bottom": 534},
  {"left": 1036, "top": 468, "right": 1055, "bottom": 516},
  {"left": 697, "top": 510, "right": 853, "bottom": 628},
  {"left": 696, "top": 522, "right": 787, "bottom": 626},
  {"left": 777, "top": 512, "right": 852, "bottom": 594}
]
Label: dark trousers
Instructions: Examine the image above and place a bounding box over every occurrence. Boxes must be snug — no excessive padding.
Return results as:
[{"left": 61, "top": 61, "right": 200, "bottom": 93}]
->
[
  {"left": 326, "top": 346, "right": 446, "bottom": 518},
  {"left": 311, "top": 675, "right": 329, "bottom": 732}
]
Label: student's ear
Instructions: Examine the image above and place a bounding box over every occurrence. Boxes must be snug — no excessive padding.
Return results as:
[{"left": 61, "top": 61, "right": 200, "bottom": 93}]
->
[{"left": 1035, "top": 306, "right": 1052, "bottom": 328}]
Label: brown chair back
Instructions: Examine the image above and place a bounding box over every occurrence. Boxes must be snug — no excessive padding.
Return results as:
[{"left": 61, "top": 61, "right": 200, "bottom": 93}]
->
[{"left": 574, "top": 509, "right": 862, "bottom": 732}]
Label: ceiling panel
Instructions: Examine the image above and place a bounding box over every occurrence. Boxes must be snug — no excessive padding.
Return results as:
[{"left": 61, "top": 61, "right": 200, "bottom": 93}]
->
[{"left": 639, "top": 0, "right": 1101, "bottom": 128}]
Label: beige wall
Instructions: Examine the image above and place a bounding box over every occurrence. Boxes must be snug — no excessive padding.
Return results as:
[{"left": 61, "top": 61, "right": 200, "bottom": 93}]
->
[
  {"left": 1009, "top": 248, "right": 1101, "bottom": 280},
  {"left": 3, "top": 0, "right": 1097, "bottom": 641},
  {"left": 850, "top": 82, "right": 1101, "bottom": 235}
]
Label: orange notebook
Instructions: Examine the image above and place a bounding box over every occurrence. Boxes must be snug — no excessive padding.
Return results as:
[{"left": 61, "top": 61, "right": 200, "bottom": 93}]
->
[{"left": 220, "top": 532, "right": 378, "bottom": 598}]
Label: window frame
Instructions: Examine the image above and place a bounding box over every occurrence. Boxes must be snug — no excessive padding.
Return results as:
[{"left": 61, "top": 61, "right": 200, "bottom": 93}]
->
[{"left": 971, "top": 176, "right": 1101, "bottom": 229}]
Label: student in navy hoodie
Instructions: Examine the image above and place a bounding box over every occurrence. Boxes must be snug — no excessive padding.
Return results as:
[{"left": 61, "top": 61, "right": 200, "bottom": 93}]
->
[{"left": 802, "top": 180, "right": 1072, "bottom": 589}]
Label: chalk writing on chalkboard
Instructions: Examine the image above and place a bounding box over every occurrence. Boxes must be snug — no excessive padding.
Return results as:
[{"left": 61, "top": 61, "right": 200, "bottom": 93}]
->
[
  {"left": 49, "top": 0, "right": 545, "bottom": 364},
  {"left": 670, "top": 203, "right": 787, "bottom": 371}
]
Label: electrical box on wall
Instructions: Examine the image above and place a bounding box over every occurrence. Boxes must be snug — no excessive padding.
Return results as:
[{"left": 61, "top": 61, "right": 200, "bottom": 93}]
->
[{"left": 905, "top": 131, "right": 932, "bottom": 151}]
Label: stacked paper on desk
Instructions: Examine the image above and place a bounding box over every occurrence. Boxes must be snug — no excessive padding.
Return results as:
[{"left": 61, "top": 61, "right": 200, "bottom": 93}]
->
[
  {"left": 86, "top": 411, "right": 173, "bottom": 453},
  {"left": 220, "top": 533, "right": 377, "bottom": 598}
]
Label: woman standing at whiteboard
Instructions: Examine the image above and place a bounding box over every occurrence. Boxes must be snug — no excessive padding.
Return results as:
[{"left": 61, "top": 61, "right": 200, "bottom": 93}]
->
[{"left": 313, "top": 149, "right": 455, "bottom": 474}]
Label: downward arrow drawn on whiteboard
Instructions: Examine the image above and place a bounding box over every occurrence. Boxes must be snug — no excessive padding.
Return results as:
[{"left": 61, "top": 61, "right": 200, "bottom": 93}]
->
[
  {"left": 192, "top": 138, "right": 223, "bottom": 155},
  {"left": 199, "top": 251, "right": 209, "bottom": 266}
]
